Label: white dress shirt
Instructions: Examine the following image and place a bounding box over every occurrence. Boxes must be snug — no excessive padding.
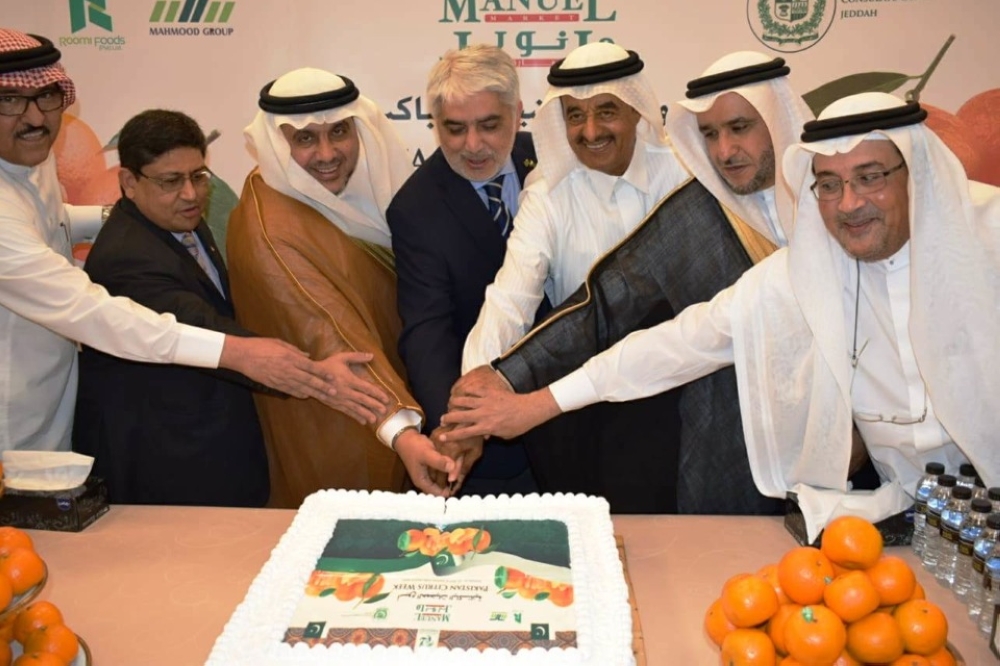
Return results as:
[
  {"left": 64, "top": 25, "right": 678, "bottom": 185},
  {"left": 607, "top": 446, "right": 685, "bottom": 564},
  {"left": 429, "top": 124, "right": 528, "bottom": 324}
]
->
[
  {"left": 847, "top": 244, "right": 960, "bottom": 493},
  {"left": 462, "top": 140, "right": 689, "bottom": 371},
  {"left": 0, "top": 154, "right": 223, "bottom": 452}
]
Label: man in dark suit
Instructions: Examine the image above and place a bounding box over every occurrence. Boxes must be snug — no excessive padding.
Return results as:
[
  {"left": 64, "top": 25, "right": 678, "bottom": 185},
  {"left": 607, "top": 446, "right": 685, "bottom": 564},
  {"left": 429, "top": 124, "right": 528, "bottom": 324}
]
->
[
  {"left": 387, "top": 45, "right": 538, "bottom": 495},
  {"left": 73, "top": 109, "right": 270, "bottom": 506}
]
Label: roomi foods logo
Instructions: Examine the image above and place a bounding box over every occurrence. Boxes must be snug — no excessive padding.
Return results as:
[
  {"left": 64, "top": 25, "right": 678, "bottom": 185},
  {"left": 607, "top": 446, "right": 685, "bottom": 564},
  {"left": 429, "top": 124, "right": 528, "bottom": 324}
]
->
[
  {"left": 149, "top": 0, "right": 237, "bottom": 37},
  {"left": 59, "top": 0, "right": 126, "bottom": 51}
]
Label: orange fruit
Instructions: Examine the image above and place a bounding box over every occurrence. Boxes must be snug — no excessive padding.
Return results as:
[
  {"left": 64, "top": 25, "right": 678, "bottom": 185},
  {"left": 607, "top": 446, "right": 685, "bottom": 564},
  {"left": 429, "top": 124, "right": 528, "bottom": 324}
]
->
[
  {"left": 957, "top": 89, "right": 1000, "bottom": 186},
  {"left": 0, "top": 574, "right": 12, "bottom": 613},
  {"left": 779, "top": 657, "right": 805, "bottom": 666},
  {"left": 13, "top": 601, "right": 65, "bottom": 644},
  {"left": 923, "top": 104, "right": 984, "bottom": 181},
  {"left": 894, "top": 600, "right": 948, "bottom": 656},
  {"left": 823, "top": 570, "right": 881, "bottom": 623},
  {"left": 0, "top": 640, "right": 10, "bottom": 666},
  {"left": 778, "top": 547, "right": 835, "bottom": 605},
  {"left": 0, "top": 528, "right": 33, "bottom": 557},
  {"left": 23, "top": 623, "right": 78, "bottom": 664},
  {"left": 866, "top": 555, "right": 917, "bottom": 607},
  {"left": 704, "top": 597, "right": 737, "bottom": 647},
  {"left": 720, "top": 628, "right": 776, "bottom": 666},
  {"left": 549, "top": 583, "right": 573, "bottom": 607},
  {"left": 767, "top": 603, "right": 802, "bottom": 655},
  {"left": 820, "top": 516, "right": 883, "bottom": 570},
  {"left": 757, "top": 563, "right": 792, "bottom": 605},
  {"left": 891, "top": 655, "right": 932, "bottom": 666},
  {"left": 846, "top": 610, "right": 905, "bottom": 664},
  {"left": 0, "top": 548, "right": 45, "bottom": 595},
  {"left": 924, "top": 645, "right": 957, "bottom": 666},
  {"left": 784, "top": 604, "right": 847, "bottom": 666},
  {"left": 908, "top": 582, "right": 926, "bottom": 602},
  {"left": 0, "top": 614, "right": 16, "bottom": 643},
  {"left": 722, "top": 574, "right": 780, "bottom": 627},
  {"left": 832, "top": 650, "right": 862, "bottom": 666},
  {"left": 52, "top": 113, "right": 108, "bottom": 205},
  {"left": 12, "top": 652, "right": 65, "bottom": 666}
]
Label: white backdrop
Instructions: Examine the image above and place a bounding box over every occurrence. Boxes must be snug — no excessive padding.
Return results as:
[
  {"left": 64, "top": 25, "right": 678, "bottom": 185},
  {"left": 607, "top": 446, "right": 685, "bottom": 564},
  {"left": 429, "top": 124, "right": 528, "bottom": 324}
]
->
[{"left": 8, "top": 0, "right": 1000, "bottom": 220}]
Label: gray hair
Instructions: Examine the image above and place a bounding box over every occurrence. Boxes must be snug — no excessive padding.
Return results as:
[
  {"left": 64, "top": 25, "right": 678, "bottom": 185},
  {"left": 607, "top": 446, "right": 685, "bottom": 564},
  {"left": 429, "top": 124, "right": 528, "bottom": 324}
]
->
[{"left": 426, "top": 44, "right": 520, "bottom": 118}]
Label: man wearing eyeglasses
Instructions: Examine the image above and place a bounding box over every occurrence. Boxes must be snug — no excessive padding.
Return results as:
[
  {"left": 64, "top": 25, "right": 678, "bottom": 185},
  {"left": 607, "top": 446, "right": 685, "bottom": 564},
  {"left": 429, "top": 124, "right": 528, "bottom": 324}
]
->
[
  {"left": 0, "top": 28, "right": 346, "bottom": 456},
  {"left": 459, "top": 92, "right": 999, "bottom": 523},
  {"left": 72, "top": 110, "right": 278, "bottom": 506}
]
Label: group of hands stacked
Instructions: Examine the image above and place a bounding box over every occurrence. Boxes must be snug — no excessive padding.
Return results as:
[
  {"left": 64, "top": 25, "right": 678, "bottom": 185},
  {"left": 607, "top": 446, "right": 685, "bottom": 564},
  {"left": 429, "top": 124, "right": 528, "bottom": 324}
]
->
[{"left": 219, "top": 337, "right": 534, "bottom": 497}]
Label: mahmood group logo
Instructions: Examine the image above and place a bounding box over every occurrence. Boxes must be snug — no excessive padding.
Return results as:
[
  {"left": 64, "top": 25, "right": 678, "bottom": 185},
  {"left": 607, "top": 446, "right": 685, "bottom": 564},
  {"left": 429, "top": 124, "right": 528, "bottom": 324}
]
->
[
  {"left": 149, "top": 0, "right": 237, "bottom": 37},
  {"left": 59, "top": 0, "right": 126, "bottom": 51},
  {"left": 748, "top": 0, "right": 837, "bottom": 53}
]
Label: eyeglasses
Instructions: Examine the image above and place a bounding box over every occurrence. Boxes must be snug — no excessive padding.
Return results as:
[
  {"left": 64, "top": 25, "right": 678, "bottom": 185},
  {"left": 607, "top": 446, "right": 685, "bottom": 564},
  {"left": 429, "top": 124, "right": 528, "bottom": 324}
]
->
[
  {"left": 810, "top": 162, "right": 907, "bottom": 201},
  {"left": 854, "top": 395, "right": 929, "bottom": 425},
  {"left": 137, "top": 168, "right": 213, "bottom": 193},
  {"left": 0, "top": 89, "right": 65, "bottom": 116}
]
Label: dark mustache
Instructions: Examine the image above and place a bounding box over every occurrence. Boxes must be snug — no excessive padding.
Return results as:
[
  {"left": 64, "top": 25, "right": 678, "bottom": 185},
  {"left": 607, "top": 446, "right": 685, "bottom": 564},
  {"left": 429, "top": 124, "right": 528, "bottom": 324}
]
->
[
  {"left": 838, "top": 205, "right": 882, "bottom": 224},
  {"left": 576, "top": 134, "right": 613, "bottom": 145},
  {"left": 15, "top": 125, "right": 50, "bottom": 139}
]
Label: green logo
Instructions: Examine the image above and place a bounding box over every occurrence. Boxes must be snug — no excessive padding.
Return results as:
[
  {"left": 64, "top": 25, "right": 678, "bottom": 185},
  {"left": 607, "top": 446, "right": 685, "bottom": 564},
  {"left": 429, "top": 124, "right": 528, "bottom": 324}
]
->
[
  {"left": 150, "top": 0, "right": 235, "bottom": 23},
  {"left": 302, "top": 621, "right": 325, "bottom": 639},
  {"left": 747, "top": 0, "right": 836, "bottom": 53},
  {"left": 69, "top": 0, "right": 113, "bottom": 33}
]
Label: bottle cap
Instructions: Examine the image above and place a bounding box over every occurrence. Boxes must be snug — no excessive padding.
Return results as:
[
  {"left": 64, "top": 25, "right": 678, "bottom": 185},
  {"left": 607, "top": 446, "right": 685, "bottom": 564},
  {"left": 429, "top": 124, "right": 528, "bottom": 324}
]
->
[
  {"left": 952, "top": 486, "right": 973, "bottom": 500},
  {"left": 938, "top": 474, "right": 957, "bottom": 487},
  {"left": 972, "top": 498, "right": 993, "bottom": 513},
  {"left": 925, "top": 462, "right": 946, "bottom": 475}
]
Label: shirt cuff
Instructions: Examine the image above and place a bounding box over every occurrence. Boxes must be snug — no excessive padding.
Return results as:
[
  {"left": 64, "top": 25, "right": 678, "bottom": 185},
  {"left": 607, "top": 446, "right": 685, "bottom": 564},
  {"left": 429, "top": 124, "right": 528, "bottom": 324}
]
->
[
  {"left": 549, "top": 369, "right": 601, "bottom": 413},
  {"left": 65, "top": 205, "right": 104, "bottom": 241},
  {"left": 173, "top": 324, "right": 226, "bottom": 368},
  {"left": 377, "top": 409, "right": 423, "bottom": 449}
]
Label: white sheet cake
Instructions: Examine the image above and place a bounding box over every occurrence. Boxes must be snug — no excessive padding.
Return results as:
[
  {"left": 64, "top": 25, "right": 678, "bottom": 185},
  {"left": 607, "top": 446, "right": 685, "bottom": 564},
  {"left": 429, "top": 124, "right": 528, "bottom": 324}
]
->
[{"left": 206, "top": 490, "right": 634, "bottom": 665}]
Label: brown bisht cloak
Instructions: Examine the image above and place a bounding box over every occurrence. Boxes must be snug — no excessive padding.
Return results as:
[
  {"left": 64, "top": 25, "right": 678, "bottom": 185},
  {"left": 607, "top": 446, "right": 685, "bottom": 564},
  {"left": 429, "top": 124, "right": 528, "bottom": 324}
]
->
[{"left": 227, "top": 170, "right": 413, "bottom": 507}]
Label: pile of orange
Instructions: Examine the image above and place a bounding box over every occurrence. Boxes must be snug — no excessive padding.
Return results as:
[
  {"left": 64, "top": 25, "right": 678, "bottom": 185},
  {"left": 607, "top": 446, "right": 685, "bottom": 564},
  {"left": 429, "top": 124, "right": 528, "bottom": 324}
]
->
[
  {"left": 0, "top": 527, "right": 79, "bottom": 666},
  {"left": 705, "top": 516, "right": 957, "bottom": 665},
  {"left": 397, "top": 526, "right": 492, "bottom": 557}
]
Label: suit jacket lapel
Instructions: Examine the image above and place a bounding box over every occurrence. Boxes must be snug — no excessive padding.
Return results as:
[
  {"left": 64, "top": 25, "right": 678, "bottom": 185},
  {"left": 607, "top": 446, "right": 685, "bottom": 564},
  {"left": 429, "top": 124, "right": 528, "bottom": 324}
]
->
[
  {"left": 193, "top": 224, "right": 232, "bottom": 302},
  {"left": 435, "top": 158, "right": 506, "bottom": 262}
]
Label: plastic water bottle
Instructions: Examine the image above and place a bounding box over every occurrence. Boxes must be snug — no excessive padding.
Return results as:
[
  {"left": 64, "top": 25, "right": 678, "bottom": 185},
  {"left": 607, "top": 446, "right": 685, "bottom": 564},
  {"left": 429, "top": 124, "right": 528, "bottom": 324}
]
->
[
  {"left": 923, "top": 474, "right": 957, "bottom": 572},
  {"left": 912, "top": 462, "right": 945, "bottom": 556},
  {"left": 935, "top": 485, "right": 973, "bottom": 586},
  {"left": 968, "top": 513, "right": 1000, "bottom": 621},
  {"left": 953, "top": 498, "right": 991, "bottom": 600},
  {"left": 957, "top": 463, "right": 977, "bottom": 490},
  {"left": 980, "top": 542, "right": 1000, "bottom": 636},
  {"left": 973, "top": 477, "right": 988, "bottom": 502},
  {"left": 989, "top": 487, "right": 1000, "bottom": 513}
]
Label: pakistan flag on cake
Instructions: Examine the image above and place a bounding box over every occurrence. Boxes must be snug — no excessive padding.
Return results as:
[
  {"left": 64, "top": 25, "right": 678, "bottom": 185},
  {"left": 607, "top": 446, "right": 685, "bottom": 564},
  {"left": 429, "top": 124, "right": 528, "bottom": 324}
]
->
[{"left": 288, "top": 519, "right": 576, "bottom": 651}]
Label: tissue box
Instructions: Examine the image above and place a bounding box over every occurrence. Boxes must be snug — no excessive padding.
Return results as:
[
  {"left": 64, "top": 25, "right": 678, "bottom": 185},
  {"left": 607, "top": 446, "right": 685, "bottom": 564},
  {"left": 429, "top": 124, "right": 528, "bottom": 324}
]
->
[
  {"left": 784, "top": 492, "right": 913, "bottom": 547},
  {"left": 0, "top": 475, "right": 108, "bottom": 532}
]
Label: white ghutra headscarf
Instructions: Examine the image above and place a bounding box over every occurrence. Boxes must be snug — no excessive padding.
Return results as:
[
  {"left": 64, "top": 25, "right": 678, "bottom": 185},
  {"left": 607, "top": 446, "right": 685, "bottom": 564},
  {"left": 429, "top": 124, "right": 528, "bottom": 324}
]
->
[{"left": 244, "top": 68, "right": 411, "bottom": 249}]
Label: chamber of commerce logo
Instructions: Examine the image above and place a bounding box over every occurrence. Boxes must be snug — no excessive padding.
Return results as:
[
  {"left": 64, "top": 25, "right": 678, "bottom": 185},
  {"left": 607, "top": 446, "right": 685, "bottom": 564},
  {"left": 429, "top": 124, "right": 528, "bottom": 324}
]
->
[
  {"left": 149, "top": 0, "right": 237, "bottom": 36},
  {"left": 61, "top": 0, "right": 125, "bottom": 51},
  {"left": 69, "top": 0, "right": 113, "bottom": 33},
  {"left": 747, "top": 0, "right": 837, "bottom": 53}
]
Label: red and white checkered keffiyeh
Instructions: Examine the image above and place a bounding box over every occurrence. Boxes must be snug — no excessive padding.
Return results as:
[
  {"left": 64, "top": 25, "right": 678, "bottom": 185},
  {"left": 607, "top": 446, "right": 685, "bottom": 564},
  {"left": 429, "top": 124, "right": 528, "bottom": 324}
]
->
[{"left": 0, "top": 29, "right": 76, "bottom": 106}]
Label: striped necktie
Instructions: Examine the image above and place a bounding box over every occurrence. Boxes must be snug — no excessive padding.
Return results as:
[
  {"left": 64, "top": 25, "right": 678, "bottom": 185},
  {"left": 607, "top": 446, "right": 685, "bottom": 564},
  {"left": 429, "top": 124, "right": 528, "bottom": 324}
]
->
[
  {"left": 180, "top": 231, "right": 213, "bottom": 275},
  {"left": 483, "top": 174, "right": 512, "bottom": 238}
]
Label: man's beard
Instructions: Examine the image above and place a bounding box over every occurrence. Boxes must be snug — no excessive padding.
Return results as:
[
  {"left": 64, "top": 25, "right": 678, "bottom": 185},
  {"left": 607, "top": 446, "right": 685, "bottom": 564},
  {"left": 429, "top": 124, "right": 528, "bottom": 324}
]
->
[{"left": 721, "top": 145, "right": 775, "bottom": 196}]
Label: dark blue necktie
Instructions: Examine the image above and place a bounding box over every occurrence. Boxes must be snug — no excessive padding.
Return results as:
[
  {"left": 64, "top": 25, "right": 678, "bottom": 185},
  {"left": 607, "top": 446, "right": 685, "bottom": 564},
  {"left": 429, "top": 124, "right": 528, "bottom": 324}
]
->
[{"left": 484, "top": 174, "right": 512, "bottom": 238}]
